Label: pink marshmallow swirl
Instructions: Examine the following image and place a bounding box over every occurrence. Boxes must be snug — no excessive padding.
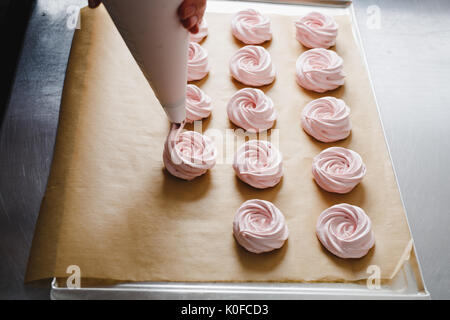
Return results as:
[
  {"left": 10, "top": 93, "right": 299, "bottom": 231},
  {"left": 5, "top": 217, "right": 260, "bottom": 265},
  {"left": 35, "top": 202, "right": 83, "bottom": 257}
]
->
[
  {"left": 185, "top": 84, "right": 212, "bottom": 123},
  {"left": 312, "top": 147, "right": 366, "bottom": 194},
  {"left": 230, "top": 45, "right": 275, "bottom": 87},
  {"left": 295, "top": 12, "right": 338, "bottom": 49},
  {"left": 231, "top": 9, "right": 272, "bottom": 45},
  {"left": 189, "top": 19, "right": 208, "bottom": 43},
  {"left": 233, "top": 199, "right": 289, "bottom": 254},
  {"left": 227, "top": 88, "right": 276, "bottom": 132},
  {"left": 163, "top": 124, "right": 216, "bottom": 180},
  {"left": 296, "top": 48, "right": 345, "bottom": 93},
  {"left": 301, "top": 97, "right": 351, "bottom": 142},
  {"left": 233, "top": 140, "right": 283, "bottom": 189},
  {"left": 316, "top": 203, "right": 375, "bottom": 259},
  {"left": 187, "top": 42, "right": 209, "bottom": 81}
]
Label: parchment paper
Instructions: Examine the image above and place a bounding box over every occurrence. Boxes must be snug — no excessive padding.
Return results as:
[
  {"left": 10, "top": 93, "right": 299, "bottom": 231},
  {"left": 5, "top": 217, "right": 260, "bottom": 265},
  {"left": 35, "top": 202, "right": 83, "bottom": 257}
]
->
[{"left": 26, "top": 6, "right": 412, "bottom": 283}]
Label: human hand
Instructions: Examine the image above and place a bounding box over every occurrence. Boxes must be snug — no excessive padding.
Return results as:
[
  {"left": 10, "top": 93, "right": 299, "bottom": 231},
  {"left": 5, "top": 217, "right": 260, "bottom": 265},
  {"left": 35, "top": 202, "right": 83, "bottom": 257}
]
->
[
  {"left": 177, "top": 0, "right": 207, "bottom": 34},
  {"left": 88, "top": 0, "right": 207, "bottom": 34},
  {"left": 88, "top": 0, "right": 101, "bottom": 8}
]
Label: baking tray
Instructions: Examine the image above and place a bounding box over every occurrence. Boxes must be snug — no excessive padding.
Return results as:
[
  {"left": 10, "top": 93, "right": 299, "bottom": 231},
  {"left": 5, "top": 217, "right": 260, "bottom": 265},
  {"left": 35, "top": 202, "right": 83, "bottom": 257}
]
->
[{"left": 51, "top": 0, "right": 430, "bottom": 299}]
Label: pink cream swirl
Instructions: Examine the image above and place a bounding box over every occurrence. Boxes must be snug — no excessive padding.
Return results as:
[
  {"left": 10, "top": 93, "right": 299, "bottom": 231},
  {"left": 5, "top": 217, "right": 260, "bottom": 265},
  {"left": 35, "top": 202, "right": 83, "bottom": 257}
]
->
[
  {"left": 189, "top": 19, "right": 208, "bottom": 43},
  {"left": 231, "top": 9, "right": 272, "bottom": 45},
  {"left": 230, "top": 45, "right": 275, "bottom": 87},
  {"left": 163, "top": 124, "right": 216, "bottom": 180},
  {"left": 233, "top": 199, "right": 289, "bottom": 254},
  {"left": 316, "top": 203, "right": 375, "bottom": 259},
  {"left": 227, "top": 88, "right": 276, "bottom": 132},
  {"left": 296, "top": 48, "right": 345, "bottom": 93},
  {"left": 301, "top": 97, "right": 351, "bottom": 142},
  {"left": 312, "top": 147, "right": 366, "bottom": 194},
  {"left": 187, "top": 42, "right": 209, "bottom": 81},
  {"left": 185, "top": 84, "right": 212, "bottom": 123},
  {"left": 233, "top": 140, "right": 283, "bottom": 189},
  {"left": 295, "top": 12, "right": 338, "bottom": 49}
]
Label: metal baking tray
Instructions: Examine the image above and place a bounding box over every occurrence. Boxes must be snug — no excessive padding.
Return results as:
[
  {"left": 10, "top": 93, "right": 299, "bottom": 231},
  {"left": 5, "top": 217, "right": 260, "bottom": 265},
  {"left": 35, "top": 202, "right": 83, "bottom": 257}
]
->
[{"left": 51, "top": 0, "right": 430, "bottom": 299}]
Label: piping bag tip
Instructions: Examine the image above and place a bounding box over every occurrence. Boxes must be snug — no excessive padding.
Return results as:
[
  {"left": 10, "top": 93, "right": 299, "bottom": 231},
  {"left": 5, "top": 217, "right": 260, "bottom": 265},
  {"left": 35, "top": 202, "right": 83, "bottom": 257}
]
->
[{"left": 170, "top": 120, "right": 185, "bottom": 131}]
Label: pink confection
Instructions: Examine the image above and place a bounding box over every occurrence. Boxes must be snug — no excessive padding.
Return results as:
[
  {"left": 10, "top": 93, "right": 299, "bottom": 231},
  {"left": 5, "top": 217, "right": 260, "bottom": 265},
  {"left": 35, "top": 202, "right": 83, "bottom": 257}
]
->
[
  {"left": 163, "top": 124, "right": 216, "bottom": 180},
  {"left": 187, "top": 42, "right": 209, "bottom": 81},
  {"left": 227, "top": 88, "right": 276, "bottom": 132},
  {"left": 296, "top": 48, "right": 345, "bottom": 93},
  {"left": 233, "top": 199, "right": 289, "bottom": 254},
  {"left": 230, "top": 45, "right": 275, "bottom": 87},
  {"left": 231, "top": 9, "right": 272, "bottom": 45},
  {"left": 316, "top": 203, "right": 375, "bottom": 259},
  {"left": 189, "top": 19, "right": 208, "bottom": 43},
  {"left": 312, "top": 147, "right": 366, "bottom": 194},
  {"left": 301, "top": 96, "right": 351, "bottom": 142},
  {"left": 185, "top": 84, "right": 212, "bottom": 123},
  {"left": 233, "top": 140, "right": 283, "bottom": 189},
  {"left": 295, "top": 12, "right": 338, "bottom": 49}
]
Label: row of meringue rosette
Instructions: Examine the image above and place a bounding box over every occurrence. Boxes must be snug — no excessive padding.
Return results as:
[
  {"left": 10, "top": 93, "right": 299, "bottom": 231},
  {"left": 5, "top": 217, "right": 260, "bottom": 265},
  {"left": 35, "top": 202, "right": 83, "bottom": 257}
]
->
[{"left": 163, "top": 10, "right": 375, "bottom": 259}]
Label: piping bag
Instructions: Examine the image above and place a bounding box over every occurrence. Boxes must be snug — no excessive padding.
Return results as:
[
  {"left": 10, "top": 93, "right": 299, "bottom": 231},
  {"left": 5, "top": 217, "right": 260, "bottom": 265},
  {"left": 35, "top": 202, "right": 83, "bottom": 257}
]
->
[{"left": 102, "top": 0, "right": 188, "bottom": 123}]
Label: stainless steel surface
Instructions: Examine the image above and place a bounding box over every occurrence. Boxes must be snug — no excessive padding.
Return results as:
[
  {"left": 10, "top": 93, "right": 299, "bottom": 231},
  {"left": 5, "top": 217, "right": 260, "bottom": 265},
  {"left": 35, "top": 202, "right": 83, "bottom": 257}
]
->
[
  {"left": 352, "top": 0, "right": 450, "bottom": 300},
  {"left": 1, "top": 0, "right": 449, "bottom": 299},
  {"left": 0, "top": 0, "right": 86, "bottom": 299}
]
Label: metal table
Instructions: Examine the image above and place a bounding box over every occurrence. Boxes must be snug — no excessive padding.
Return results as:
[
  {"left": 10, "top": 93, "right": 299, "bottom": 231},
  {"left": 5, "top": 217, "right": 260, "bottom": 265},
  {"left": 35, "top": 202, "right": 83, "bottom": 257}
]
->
[{"left": 1, "top": 0, "right": 449, "bottom": 299}]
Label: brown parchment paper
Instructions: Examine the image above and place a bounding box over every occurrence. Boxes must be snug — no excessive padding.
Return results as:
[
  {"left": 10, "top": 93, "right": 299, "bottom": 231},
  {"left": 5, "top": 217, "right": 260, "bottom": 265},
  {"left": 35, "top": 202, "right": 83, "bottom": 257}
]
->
[{"left": 26, "top": 6, "right": 413, "bottom": 283}]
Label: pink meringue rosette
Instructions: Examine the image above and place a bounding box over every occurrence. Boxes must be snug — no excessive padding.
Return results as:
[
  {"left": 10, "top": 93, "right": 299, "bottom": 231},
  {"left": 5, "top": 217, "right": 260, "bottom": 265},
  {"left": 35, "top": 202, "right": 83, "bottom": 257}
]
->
[
  {"left": 189, "top": 19, "right": 208, "bottom": 43},
  {"left": 227, "top": 88, "right": 276, "bottom": 132},
  {"left": 230, "top": 45, "right": 275, "bottom": 87},
  {"left": 233, "top": 199, "right": 289, "bottom": 254},
  {"left": 187, "top": 42, "right": 209, "bottom": 81},
  {"left": 296, "top": 48, "right": 345, "bottom": 93},
  {"left": 295, "top": 12, "right": 338, "bottom": 49},
  {"left": 231, "top": 8, "right": 272, "bottom": 45},
  {"left": 312, "top": 147, "right": 366, "bottom": 194},
  {"left": 316, "top": 203, "right": 375, "bottom": 259},
  {"left": 185, "top": 84, "right": 212, "bottom": 123},
  {"left": 233, "top": 140, "right": 283, "bottom": 189},
  {"left": 163, "top": 125, "right": 217, "bottom": 180},
  {"left": 301, "top": 97, "right": 351, "bottom": 142}
]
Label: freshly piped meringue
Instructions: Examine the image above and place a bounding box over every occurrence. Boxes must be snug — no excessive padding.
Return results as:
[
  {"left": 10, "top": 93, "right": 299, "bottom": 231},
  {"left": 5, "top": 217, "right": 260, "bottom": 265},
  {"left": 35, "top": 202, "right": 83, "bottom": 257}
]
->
[
  {"left": 316, "top": 203, "right": 375, "bottom": 259},
  {"left": 233, "top": 199, "right": 289, "bottom": 253},
  {"left": 185, "top": 84, "right": 212, "bottom": 123},
  {"left": 187, "top": 42, "right": 209, "bottom": 81},
  {"left": 231, "top": 9, "right": 272, "bottom": 45},
  {"left": 295, "top": 12, "right": 338, "bottom": 49},
  {"left": 230, "top": 45, "right": 275, "bottom": 87},
  {"left": 301, "top": 97, "right": 351, "bottom": 142},
  {"left": 312, "top": 147, "right": 366, "bottom": 194},
  {"left": 189, "top": 19, "right": 208, "bottom": 43},
  {"left": 296, "top": 48, "right": 345, "bottom": 93},
  {"left": 163, "top": 124, "right": 216, "bottom": 180},
  {"left": 227, "top": 88, "right": 276, "bottom": 132},
  {"left": 233, "top": 140, "right": 283, "bottom": 189}
]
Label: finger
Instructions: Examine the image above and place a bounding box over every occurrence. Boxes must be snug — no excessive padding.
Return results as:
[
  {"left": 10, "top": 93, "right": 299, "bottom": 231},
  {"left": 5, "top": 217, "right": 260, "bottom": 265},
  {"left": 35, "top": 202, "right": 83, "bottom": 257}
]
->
[
  {"left": 181, "top": 15, "right": 198, "bottom": 30},
  {"left": 181, "top": 18, "right": 191, "bottom": 29},
  {"left": 189, "top": 25, "right": 199, "bottom": 34},
  {"left": 88, "top": 0, "right": 102, "bottom": 8},
  {"left": 196, "top": 0, "right": 207, "bottom": 21},
  {"left": 177, "top": 2, "right": 196, "bottom": 19}
]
